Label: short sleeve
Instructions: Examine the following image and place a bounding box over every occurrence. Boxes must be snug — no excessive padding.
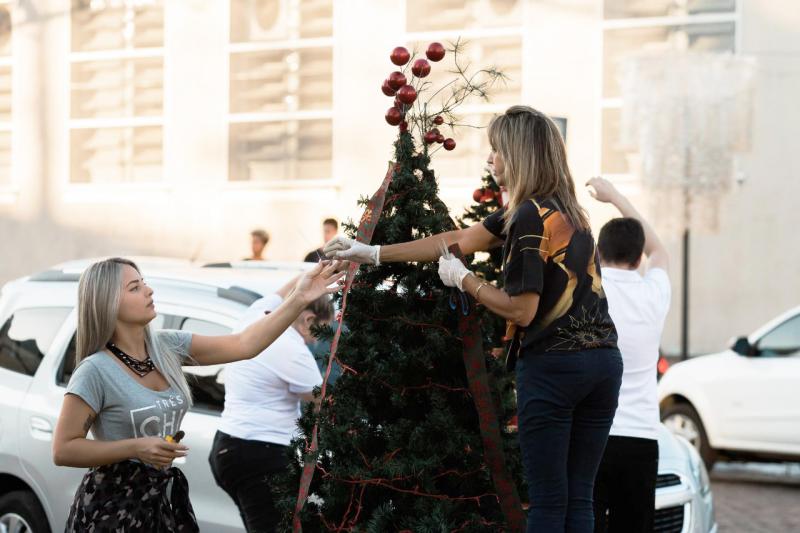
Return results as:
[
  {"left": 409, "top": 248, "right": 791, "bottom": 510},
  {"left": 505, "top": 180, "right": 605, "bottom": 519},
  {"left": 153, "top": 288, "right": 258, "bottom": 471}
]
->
[
  {"left": 271, "top": 350, "right": 324, "bottom": 395},
  {"left": 65, "top": 358, "right": 105, "bottom": 414},
  {"left": 155, "top": 329, "right": 193, "bottom": 361},
  {"left": 482, "top": 208, "right": 506, "bottom": 239},
  {"left": 503, "top": 202, "right": 546, "bottom": 296},
  {"left": 234, "top": 294, "right": 284, "bottom": 333},
  {"left": 644, "top": 268, "right": 671, "bottom": 319}
]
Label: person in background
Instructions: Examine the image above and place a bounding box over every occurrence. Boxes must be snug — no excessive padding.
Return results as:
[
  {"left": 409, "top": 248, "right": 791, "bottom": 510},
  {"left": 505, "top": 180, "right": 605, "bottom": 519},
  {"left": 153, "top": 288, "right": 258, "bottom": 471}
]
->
[
  {"left": 304, "top": 218, "right": 339, "bottom": 262},
  {"left": 209, "top": 273, "right": 334, "bottom": 532},
  {"left": 247, "top": 229, "right": 270, "bottom": 261},
  {"left": 586, "top": 177, "right": 671, "bottom": 533}
]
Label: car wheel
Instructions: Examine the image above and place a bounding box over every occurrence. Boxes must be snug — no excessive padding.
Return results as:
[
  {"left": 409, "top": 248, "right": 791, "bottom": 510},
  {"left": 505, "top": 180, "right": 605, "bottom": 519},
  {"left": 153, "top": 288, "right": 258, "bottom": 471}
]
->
[
  {"left": 662, "top": 402, "right": 717, "bottom": 470},
  {"left": 0, "top": 490, "right": 51, "bottom": 533}
]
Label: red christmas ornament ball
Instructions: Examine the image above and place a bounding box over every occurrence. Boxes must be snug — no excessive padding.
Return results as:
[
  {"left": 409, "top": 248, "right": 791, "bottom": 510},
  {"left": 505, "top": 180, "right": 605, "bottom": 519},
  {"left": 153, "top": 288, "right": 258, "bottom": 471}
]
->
[
  {"left": 473, "top": 188, "right": 485, "bottom": 202},
  {"left": 433, "top": 115, "right": 444, "bottom": 125},
  {"left": 399, "top": 120, "right": 408, "bottom": 132},
  {"left": 481, "top": 188, "right": 496, "bottom": 202},
  {"left": 387, "top": 71, "right": 407, "bottom": 91},
  {"left": 436, "top": 134, "right": 444, "bottom": 143},
  {"left": 429, "top": 127, "right": 440, "bottom": 136},
  {"left": 426, "top": 42, "right": 446, "bottom": 62},
  {"left": 423, "top": 130, "right": 438, "bottom": 144},
  {"left": 443, "top": 138, "right": 456, "bottom": 151},
  {"left": 385, "top": 107, "right": 403, "bottom": 126},
  {"left": 381, "top": 79, "right": 396, "bottom": 97},
  {"left": 390, "top": 46, "right": 410, "bottom": 66},
  {"left": 396, "top": 85, "right": 417, "bottom": 105},
  {"left": 411, "top": 58, "right": 431, "bottom": 78}
]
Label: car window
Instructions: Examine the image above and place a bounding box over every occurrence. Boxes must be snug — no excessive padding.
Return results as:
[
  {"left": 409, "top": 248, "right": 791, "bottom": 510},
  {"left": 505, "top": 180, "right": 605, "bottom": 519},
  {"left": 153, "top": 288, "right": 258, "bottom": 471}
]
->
[
  {"left": 0, "top": 307, "right": 71, "bottom": 377},
  {"left": 179, "top": 317, "right": 230, "bottom": 414},
  {"left": 57, "top": 314, "right": 167, "bottom": 387},
  {"left": 757, "top": 314, "right": 800, "bottom": 357}
]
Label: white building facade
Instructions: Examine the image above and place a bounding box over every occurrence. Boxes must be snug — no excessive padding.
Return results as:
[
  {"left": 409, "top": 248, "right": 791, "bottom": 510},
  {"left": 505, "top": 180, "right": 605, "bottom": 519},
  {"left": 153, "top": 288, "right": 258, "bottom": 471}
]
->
[{"left": 0, "top": 0, "right": 798, "bottom": 355}]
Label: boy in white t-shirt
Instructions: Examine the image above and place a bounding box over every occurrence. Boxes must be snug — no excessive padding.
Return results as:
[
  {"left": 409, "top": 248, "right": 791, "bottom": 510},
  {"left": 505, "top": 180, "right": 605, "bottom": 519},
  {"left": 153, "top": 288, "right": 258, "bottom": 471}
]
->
[
  {"left": 209, "top": 273, "right": 334, "bottom": 532},
  {"left": 587, "top": 177, "right": 671, "bottom": 533}
]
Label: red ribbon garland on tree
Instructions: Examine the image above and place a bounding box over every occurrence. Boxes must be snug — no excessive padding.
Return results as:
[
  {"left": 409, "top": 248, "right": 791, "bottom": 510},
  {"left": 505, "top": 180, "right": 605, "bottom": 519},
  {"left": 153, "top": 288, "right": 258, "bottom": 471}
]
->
[
  {"left": 292, "top": 163, "right": 395, "bottom": 532},
  {"left": 448, "top": 244, "right": 527, "bottom": 531}
]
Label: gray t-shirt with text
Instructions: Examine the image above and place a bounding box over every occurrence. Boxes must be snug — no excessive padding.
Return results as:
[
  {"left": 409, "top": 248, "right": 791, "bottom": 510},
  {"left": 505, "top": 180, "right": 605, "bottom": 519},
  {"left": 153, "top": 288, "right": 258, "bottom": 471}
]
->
[{"left": 66, "top": 330, "right": 193, "bottom": 441}]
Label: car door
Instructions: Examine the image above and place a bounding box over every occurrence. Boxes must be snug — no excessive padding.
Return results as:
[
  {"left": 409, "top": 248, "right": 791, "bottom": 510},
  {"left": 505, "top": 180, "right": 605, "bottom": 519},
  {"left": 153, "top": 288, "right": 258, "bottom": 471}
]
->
[
  {"left": 8, "top": 306, "right": 80, "bottom": 531},
  {"left": 716, "top": 313, "right": 800, "bottom": 453},
  {"left": 167, "top": 307, "right": 244, "bottom": 533}
]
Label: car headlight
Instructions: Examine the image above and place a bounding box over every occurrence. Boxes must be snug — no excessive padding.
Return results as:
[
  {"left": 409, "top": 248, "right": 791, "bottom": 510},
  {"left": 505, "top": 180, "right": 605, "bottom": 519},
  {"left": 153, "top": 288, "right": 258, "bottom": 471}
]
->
[{"left": 679, "top": 435, "right": 711, "bottom": 496}]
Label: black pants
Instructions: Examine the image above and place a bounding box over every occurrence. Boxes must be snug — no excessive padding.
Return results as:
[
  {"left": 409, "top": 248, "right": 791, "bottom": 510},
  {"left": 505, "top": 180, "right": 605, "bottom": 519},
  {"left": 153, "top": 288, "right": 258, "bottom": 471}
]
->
[
  {"left": 593, "top": 436, "right": 659, "bottom": 533},
  {"left": 209, "top": 430, "right": 291, "bottom": 533}
]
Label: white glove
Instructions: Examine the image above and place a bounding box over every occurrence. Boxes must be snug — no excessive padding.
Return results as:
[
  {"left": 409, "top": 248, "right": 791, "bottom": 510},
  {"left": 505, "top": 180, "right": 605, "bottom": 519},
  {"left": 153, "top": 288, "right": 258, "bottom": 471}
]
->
[
  {"left": 323, "top": 236, "right": 380, "bottom": 265},
  {"left": 438, "top": 255, "right": 471, "bottom": 291}
]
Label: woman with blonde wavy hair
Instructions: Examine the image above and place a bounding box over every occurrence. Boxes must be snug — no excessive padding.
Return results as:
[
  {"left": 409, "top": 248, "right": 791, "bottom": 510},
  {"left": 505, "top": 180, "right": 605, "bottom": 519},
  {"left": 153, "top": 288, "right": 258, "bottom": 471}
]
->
[
  {"left": 324, "top": 105, "right": 622, "bottom": 532},
  {"left": 52, "top": 257, "right": 344, "bottom": 532}
]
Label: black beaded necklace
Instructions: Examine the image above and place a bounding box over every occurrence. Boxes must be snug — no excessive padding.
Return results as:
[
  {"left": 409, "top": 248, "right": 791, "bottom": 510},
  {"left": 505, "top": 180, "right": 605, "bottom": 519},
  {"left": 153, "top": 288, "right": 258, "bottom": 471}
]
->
[{"left": 106, "top": 342, "right": 155, "bottom": 378}]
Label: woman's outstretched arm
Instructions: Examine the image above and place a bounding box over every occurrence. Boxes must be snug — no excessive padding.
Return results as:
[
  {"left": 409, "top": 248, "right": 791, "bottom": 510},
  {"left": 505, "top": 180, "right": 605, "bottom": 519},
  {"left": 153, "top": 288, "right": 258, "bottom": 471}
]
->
[
  {"left": 324, "top": 223, "right": 503, "bottom": 264},
  {"left": 188, "top": 261, "right": 345, "bottom": 366}
]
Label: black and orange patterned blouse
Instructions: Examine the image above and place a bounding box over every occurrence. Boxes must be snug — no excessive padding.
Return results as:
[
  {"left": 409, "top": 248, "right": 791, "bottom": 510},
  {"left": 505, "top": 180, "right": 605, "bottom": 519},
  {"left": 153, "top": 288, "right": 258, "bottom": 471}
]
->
[{"left": 483, "top": 197, "right": 617, "bottom": 359}]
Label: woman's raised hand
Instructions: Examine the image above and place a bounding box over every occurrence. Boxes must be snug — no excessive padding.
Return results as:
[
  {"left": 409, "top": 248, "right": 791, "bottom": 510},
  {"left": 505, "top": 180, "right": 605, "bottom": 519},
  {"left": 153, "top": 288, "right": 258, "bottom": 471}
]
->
[
  {"left": 293, "top": 260, "right": 346, "bottom": 304},
  {"left": 585, "top": 176, "right": 621, "bottom": 204}
]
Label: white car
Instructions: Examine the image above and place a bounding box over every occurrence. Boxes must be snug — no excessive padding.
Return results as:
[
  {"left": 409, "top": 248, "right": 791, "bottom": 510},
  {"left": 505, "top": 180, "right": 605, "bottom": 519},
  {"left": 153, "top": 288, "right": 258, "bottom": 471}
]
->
[
  {"left": 659, "top": 305, "right": 800, "bottom": 469},
  {"left": 653, "top": 424, "right": 717, "bottom": 533},
  {"left": 0, "top": 259, "right": 313, "bottom": 533},
  {"left": 0, "top": 259, "right": 714, "bottom": 533}
]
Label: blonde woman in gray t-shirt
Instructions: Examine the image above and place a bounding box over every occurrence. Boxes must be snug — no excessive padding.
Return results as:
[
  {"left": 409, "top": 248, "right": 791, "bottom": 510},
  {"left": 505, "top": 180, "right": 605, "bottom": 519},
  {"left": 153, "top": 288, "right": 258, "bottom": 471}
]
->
[{"left": 52, "top": 257, "right": 344, "bottom": 532}]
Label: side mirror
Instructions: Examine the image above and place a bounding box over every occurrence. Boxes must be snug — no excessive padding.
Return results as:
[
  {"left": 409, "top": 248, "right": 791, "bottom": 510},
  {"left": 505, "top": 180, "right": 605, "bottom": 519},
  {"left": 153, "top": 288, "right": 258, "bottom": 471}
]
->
[{"left": 731, "top": 336, "right": 755, "bottom": 356}]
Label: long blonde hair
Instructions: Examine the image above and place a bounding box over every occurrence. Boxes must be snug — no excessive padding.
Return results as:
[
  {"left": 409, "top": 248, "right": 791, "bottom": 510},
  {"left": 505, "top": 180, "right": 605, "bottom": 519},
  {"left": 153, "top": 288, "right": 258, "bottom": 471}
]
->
[
  {"left": 488, "top": 105, "right": 589, "bottom": 234},
  {"left": 76, "top": 257, "right": 192, "bottom": 403}
]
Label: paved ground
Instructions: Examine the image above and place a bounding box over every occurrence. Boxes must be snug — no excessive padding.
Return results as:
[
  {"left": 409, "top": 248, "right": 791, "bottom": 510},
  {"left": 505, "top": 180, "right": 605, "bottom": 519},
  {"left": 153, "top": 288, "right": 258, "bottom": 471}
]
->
[{"left": 710, "top": 462, "right": 800, "bottom": 532}]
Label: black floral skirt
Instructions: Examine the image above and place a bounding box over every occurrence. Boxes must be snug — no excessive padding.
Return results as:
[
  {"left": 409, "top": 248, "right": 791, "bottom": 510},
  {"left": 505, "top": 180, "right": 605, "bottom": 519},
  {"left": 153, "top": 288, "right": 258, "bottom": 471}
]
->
[{"left": 65, "top": 460, "right": 199, "bottom": 532}]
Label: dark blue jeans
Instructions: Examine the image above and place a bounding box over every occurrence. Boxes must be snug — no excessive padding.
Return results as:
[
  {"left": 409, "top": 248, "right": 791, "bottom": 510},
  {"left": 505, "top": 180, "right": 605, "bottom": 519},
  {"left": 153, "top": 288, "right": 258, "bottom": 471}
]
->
[{"left": 516, "top": 348, "right": 623, "bottom": 533}]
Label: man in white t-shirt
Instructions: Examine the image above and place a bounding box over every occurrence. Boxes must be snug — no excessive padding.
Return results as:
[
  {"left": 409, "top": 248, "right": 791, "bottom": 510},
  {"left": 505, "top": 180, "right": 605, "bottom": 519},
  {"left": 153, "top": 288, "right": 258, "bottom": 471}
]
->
[
  {"left": 587, "top": 177, "right": 671, "bottom": 533},
  {"left": 209, "top": 274, "right": 333, "bottom": 533}
]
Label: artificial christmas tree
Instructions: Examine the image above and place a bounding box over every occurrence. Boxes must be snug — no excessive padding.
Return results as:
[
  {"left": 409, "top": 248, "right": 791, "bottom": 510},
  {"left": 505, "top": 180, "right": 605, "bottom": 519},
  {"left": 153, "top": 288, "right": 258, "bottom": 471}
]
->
[{"left": 278, "top": 42, "right": 524, "bottom": 532}]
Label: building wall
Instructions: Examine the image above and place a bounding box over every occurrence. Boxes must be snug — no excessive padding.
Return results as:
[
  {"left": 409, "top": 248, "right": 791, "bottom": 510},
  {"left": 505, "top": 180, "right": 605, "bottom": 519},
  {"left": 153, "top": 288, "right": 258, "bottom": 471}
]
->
[
  {"left": 673, "top": 0, "right": 800, "bottom": 354},
  {"left": 0, "top": 0, "right": 797, "bottom": 356}
]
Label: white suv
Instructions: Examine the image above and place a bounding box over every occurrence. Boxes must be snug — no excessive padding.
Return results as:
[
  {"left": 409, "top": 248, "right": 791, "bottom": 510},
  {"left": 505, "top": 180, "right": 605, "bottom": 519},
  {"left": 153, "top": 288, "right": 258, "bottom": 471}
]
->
[
  {"left": 659, "top": 305, "right": 800, "bottom": 469},
  {"left": 0, "top": 259, "right": 715, "bottom": 533}
]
